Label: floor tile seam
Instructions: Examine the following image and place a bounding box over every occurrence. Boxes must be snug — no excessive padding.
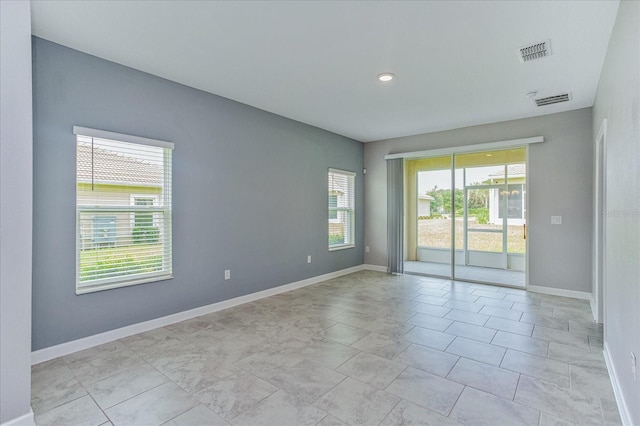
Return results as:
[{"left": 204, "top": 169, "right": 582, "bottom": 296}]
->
[
  {"left": 62, "top": 344, "right": 129, "bottom": 366},
  {"left": 497, "top": 344, "right": 509, "bottom": 368},
  {"left": 481, "top": 319, "right": 534, "bottom": 337},
  {"left": 313, "top": 413, "right": 334, "bottom": 426},
  {"left": 501, "top": 346, "right": 573, "bottom": 366},
  {"left": 81, "top": 357, "right": 167, "bottom": 390},
  {"left": 65, "top": 350, "right": 144, "bottom": 385},
  {"left": 516, "top": 392, "right": 596, "bottom": 426},
  {"left": 344, "top": 330, "right": 374, "bottom": 348},
  {"left": 597, "top": 396, "right": 613, "bottom": 426},
  {"left": 381, "top": 364, "right": 411, "bottom": 394},
  {"left": 443, "top": 355, "right": 463, "bottom": 381},
  {"left": 461, "top": 383, "right": 544, "bottom": 419},
  {"left": 263, "top": 357, "right": 348, "bottom": 405},
  {"left": 383, "top": 371, "right": 462, "bottom": 419},
  {"left": 502, "top": 367, "right": 573, "bottom": 392},
  {"left": 445, "top": 374, "right": 518, "bottom": 404},
  {"left": 512, "top": 373, "right": 522, "bottom": 401},
  {"left": 441, "top": 325, "right": 497, "bottom": 343},
  {"left": 31, "top": 392, "right": 88, "bottom": 420},
  {"left": 30, "top": 365, "right": 84, "bottom": 394},
  {"left": 442, "top": 335, "right": 457, "bottom": 352},
  {"left": 221, "top": 379, "right": 282, "bottom": 423},
  {"left": 81, "top": 390, "right": 111, "bottom": 426},
  {"left": 442, "top": 383, "right": 466, "bottom": 418},
  {"left": 99, "top": 378, "right": 173, "bottom": 416},
  {"left": 391, "top": 349, "right": 453, "bottom": 380},
  {"left": 157, "top": 406, "right": 200, "bottom": 426},
  {"left": 445, "top": 314, "right": 490, "bottom": 327},
  {"left": 531, "top": 324, "right": 591, "bottom": 347},
  {"left": 374, "top": 398, "right": 403, "bottom": 426},
  {"left": 321, "top": 348, "right": 361, "bottom": 373},
  {"left": 71, "top": 355, "right": 162, "bottom": 412}
]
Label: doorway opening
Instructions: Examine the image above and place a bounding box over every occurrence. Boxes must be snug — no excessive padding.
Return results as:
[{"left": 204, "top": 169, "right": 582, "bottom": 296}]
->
[{"left": 404, "top": 147, "right": 527, "bottom": 287}]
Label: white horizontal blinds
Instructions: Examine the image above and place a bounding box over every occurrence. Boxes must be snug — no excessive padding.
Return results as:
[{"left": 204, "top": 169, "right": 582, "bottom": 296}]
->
[
  {"left": 76, "top": 130, "right": 173, "bottom": 292},
  {"left": 328, "top": 169, "right": 356, "bottom": 249}
]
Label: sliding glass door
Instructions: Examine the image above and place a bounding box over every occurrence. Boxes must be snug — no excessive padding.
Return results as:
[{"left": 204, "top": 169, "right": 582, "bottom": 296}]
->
[{"left": 404, "top": 147, "right": 527, "bottom": 287}]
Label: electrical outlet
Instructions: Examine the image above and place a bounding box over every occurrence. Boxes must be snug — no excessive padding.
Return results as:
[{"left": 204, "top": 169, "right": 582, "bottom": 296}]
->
[
  {"left": 307, "top": 255, "right": 311, "bottom": 264},
  {"left": 224, "top": 269, "right": 231, "bottom": 280},
  {"left": 632, "top": 352, "right": 637, "bottom": 380},
  {"left": 551, "top": 216, "right": 562, "bottom": 225},
  {"left": 365, "top": 246, "right": 370, "bottom": 253}
]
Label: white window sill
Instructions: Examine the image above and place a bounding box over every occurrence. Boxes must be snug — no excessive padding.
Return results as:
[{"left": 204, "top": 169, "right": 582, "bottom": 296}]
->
[
  {"left": 76, "top": 273, "right": 173, "bottom": 295},
  {"left": 329, "top": 244, "right": 355, "bottom": 252}
]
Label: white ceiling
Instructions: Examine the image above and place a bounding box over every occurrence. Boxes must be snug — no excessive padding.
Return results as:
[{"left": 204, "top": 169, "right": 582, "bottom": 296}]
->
[{"left": 31, "top": 1, "right": 619, "bottom": 142}]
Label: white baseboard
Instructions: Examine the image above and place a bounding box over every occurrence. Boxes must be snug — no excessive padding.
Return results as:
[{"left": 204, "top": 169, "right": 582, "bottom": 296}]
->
[
  {"left": 1, "top": 409, "right": 34, "bottom": 426},
  {"left": 527, "top": 285, "right": 591, "bottom": 301},
  {"left": 32, "top": 264, "right": 382, "bottom": 365},
  {"left": 589, "top": 293, "right": 598, "bottom": 322},
  {"left": 603, "top": 342, "right": 634, "bottom": 426},
  {"left": 363, "top": 264, "right": 387, "bottom": 272}
]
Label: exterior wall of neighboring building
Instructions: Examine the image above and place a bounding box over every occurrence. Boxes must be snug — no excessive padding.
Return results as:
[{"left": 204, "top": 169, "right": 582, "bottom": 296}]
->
[
  {"left": 488, "top": 176, "right": 526, "bottom": 226},
  {"left": 418, "top": 196, "right": 432, "bottom": 217},
  {"left": 77, "top": 183, "right": 162, "bottom": 249}
]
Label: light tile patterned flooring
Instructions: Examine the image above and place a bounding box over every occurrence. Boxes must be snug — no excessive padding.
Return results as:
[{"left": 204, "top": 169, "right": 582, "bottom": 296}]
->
[{"left": 31, "top": 271, "right": 621, "bottom": 426}]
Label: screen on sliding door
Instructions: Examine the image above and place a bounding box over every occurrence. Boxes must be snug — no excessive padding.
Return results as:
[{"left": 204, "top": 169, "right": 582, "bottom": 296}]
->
[{"left": 404, "top": 148, "right": 527, "bottom": 287}]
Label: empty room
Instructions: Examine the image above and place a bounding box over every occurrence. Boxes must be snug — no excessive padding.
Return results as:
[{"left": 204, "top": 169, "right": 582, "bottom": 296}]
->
[{"left": 1, "top": 1, "right": 639, "bottom": 425}]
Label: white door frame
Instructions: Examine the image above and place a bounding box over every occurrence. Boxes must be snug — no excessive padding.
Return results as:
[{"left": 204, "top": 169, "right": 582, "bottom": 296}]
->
[{"left": 593, "top": 119, "right": 607, "bottom": 324}]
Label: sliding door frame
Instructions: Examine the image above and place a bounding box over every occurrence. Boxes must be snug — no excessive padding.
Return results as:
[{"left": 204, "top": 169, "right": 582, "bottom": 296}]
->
[{"left": 392, "top": 137, "right": 540, "bottom": 289}]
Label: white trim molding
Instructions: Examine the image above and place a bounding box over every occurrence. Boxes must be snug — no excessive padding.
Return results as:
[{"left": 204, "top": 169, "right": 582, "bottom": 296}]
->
[
  {"left": 603, "top": 342, "right": 634, "bottom": 426},
  {"left": 384, "top": 136, "right": 544, "bottom": 160},
  {"left": 364, "top": 264, "right": 388, "bottom": 272},
  {"left": 33, "top": 264, "right": 385, "bottom": 364},
  {"left": 527, "top": 285, "right": 591, "bottom": 301},
  {"left": 0, "top": 409, "right": 34, "bottom": 426},
  {"left": 593, "top": 118, "right": 608, "bottom": 325},
  {"left": 73, "top": 126, "right": 174, "bottom": 149},
  {"left": 589, "top": 293, "right": 598, "bottom": 322}
]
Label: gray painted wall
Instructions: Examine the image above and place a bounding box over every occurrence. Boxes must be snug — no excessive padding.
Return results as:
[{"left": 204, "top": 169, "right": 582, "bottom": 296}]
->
[
  {"left": 364, "top": 108, "right": 593, "bottom": 293},
  {"left": 592, "top": 1, "right": 640, "bottom": 422},
  {"left": 32, "top": 38, "right": 364, "bottom": 350},
  {"left": 0, "top": 1, "right": 33, "bottom": 423}
]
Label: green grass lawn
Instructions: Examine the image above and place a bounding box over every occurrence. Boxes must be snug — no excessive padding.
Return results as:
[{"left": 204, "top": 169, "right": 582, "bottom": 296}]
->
[{"left": 80, "top": 244, "right": 163, "bottom": 281}]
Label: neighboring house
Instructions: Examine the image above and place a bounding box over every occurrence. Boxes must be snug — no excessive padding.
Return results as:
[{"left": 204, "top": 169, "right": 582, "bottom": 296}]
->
[
  {"left": 77, "top": 142, "right": 164, "bottom": 249},
  {"left": 418, "top": 194, "right": 434, "bottom": 217},
  {"left": 487, "top": 164, "right": 526, "bottom": 226}
]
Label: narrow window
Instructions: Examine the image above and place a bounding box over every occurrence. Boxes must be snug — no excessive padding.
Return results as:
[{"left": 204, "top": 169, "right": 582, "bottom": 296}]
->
[
  {"left": 328, "top": 168, "right": 355, "bottom": 250},
  {"left": 75, "top": 126, "right": 173, "bottom": 294}
]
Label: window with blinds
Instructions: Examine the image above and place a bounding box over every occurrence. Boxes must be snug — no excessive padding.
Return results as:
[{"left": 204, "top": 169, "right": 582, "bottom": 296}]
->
[
  {"left": 328, "top": 168, "right": 355, "bottom": 250},
  {"left": 74, "top": 126, "right": 173, "bottom": 294}
]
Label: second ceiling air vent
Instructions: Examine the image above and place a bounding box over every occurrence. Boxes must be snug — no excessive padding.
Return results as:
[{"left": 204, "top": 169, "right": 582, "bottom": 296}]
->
[
  {"left": 535, "top": 93, "right": 571, "bottom": 107},
  {"left": 518, "top": 40, "right": 551, "bottom": 63}
]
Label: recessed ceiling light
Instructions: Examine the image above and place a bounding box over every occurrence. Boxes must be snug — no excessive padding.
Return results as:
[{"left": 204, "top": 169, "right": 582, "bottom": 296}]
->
[{"left": 378, "top": 73, "right": 395, "bottom": 82}]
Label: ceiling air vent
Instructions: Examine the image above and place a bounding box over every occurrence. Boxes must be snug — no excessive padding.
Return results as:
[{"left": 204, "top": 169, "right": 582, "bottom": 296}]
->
[
  {"left": 518, "top": 40, "right": 551, "bottom": 63},
  {"left": 535, "top": 93, "right": 571, "bottom": 107}
]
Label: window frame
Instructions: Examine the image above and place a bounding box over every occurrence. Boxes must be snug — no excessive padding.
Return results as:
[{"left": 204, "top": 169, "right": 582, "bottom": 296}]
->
[
  {"left": 328, "top": 168, "right": 356, "bottom": 251},
  {"left": 74, "top": 126, "right": 174, "bottom": 294},
  {"left": 130, "top": 194, "right": 160, "bottom": 229}
]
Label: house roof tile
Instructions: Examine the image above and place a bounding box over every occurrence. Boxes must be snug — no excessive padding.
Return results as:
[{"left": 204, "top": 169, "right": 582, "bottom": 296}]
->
[{"left": 77, "top": 143, "right": 163, "bottom": 186}]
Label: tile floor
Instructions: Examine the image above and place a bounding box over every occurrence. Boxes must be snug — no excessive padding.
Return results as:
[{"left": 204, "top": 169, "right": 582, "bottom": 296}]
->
[{"left": 31, "top": 271, "right": 621, "bottom": 426}]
